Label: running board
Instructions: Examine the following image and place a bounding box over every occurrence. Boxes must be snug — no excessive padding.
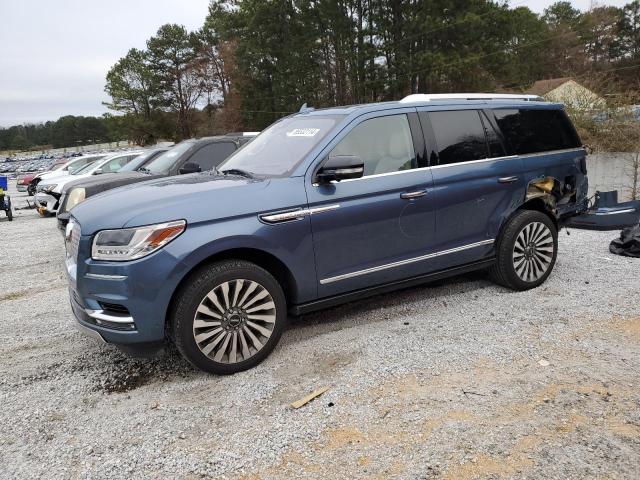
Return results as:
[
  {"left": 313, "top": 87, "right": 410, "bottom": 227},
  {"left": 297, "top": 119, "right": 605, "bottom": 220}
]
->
[{"left": 290, "top": 258, "right": 495, "bottom": 316}]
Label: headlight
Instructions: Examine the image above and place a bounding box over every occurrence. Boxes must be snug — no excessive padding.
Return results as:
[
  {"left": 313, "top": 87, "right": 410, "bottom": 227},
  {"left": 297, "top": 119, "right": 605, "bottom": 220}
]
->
[
  {"left": 66, "top": 188, "right": 86, "bottom": 210},
  {"left": 91, "top": 220, "right": 186, "bottom": 261}
]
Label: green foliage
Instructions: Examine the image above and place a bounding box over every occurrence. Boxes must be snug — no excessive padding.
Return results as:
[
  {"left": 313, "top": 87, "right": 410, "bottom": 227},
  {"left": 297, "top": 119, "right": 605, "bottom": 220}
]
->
[
  {"left": 0, "top": 116, "right": 120, "bottom": 151},
  {"left": 104, "top": 48, "right": 156, "bottom": 120},
  {"left": 146, "top": 24, "right": 204, "bottom": 139},
  {"left": 542, "top": 1, "right": 581, "bottom": 28}
]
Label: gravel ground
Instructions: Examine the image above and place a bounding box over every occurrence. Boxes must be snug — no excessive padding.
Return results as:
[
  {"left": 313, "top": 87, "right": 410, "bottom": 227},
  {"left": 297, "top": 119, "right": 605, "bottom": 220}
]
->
[{"left": 1, "top": 184, "right": 639, "bottom": 479}]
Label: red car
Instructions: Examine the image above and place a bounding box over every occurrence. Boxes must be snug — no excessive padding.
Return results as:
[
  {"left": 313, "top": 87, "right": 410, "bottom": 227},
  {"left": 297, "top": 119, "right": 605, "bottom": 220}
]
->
[
  {"left": 18, "top": 160, "right": 68, "bottom": 195},
  {"left": 16, "top": 174, "right": 37, "bottom": 194}
]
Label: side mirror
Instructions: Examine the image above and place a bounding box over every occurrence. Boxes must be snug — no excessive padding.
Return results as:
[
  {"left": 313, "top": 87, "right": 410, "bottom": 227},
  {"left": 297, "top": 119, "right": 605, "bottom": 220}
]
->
[
  {"left": 93, "top": 168, "right": 103, "bottom": 175},
  {"left": 179, "top": 162, "right": 201, "bottom": 175},
  {"left": 316, "top": 155, "right": 364, "bottom": 184}
]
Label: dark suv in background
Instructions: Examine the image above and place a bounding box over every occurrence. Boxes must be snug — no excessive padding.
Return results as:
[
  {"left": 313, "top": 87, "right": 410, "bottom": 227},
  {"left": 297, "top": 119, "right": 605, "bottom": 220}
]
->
[
  {"left": 57, "top": 134, "right": 257, "bottom": 229},
  {"left": 65, "top": 94, "right": 640, "bottom": 374}
]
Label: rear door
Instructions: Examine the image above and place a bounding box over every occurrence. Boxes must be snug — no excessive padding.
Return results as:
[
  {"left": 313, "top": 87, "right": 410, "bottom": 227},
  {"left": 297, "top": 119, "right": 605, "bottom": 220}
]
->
[{"left": 419, "top": 108, "right": 525, "bottom": 269}]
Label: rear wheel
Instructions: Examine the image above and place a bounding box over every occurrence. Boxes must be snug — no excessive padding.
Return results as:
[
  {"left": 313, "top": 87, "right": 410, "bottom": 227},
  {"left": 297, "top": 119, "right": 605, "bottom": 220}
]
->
[
  {"left": 171, "top": 260, "right": 287, "bottom": 374},
  {"left": 490, "top": 210, "right": 558, "bottom": 290}
]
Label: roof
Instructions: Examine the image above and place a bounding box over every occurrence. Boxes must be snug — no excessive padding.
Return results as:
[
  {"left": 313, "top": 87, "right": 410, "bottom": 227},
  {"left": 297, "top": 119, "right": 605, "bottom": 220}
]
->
[
  {"left": 300, "top": 94, "right": 556, "bottom": 118},
  {"left": 526, "top": 78, "right": 572, "bottom": 96}
]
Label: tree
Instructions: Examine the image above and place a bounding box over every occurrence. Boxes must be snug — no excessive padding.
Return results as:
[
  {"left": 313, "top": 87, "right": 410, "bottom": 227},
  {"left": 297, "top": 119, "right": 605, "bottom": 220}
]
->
[
  {"left": 104, "top": 48, "right": 156, "bottom": 119},
  {"left": 579, "top": 6, "right": 623, "bottom": 64},
  {"left": 147, "top": 24, "right": 204, "bottom": 139},
  {"left": 542, "top": 1, "right": 581, "bottom": 28},
  {"left": 619, "top": 1, "right": 640, "bottom": 58}
]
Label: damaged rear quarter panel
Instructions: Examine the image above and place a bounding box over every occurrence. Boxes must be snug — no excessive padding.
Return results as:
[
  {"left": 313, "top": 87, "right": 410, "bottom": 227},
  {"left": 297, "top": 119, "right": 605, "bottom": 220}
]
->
[{"left": 521, "top": 148, "right": 588, "bottom": 219}]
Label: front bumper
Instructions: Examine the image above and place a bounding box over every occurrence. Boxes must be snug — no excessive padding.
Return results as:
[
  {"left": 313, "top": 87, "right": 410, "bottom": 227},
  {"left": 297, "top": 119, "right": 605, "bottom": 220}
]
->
[
  {"left": 65, "top": 221, "right": 189, "bottom": 350},
  {"left": 34, "top": 191, "right": 60, "bottom": 214}
]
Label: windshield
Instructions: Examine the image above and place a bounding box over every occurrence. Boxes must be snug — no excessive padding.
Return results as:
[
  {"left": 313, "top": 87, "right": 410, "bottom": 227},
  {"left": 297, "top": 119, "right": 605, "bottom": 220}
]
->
[
  {"left": 218, "top": 115, "right": 344, "bottom": 177},
  {"left": 67, "top": 155, "right": 104, "bottom": 174},
  {"left": 145, "top": 141, "right": 195, "bottom": 174},
  {"left": 71, "top": 159, "right": 100, "bottom": 175},
  {"left": 120, "top": 149, "right": 166, "bottom": 172}
]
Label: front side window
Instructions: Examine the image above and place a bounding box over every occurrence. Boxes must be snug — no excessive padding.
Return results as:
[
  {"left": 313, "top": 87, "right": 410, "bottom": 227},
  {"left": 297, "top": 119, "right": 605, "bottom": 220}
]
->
[
  {"left": 494, "top": 108, "right": 582, "bottom": 155},
  {"left": 329, "top": 114, "right": 416, "bottom": 176},
  {"left": 429, "top": 110, "right": 489, "bottom": 165},
  {"left": 189, "top": 142, "right": 236, "bottom": 171},
  {"left": 219, "top": 115, "right": 344, "bottom": 177}
]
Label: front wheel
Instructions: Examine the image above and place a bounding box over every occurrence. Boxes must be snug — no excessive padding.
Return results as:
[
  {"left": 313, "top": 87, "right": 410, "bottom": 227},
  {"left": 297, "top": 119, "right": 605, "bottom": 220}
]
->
[
  {"left": 171, "top": 260, "right": 287, "bottom": 374},
  {"left": 490, "top": 210, "right": 558, "bottom": 291}
]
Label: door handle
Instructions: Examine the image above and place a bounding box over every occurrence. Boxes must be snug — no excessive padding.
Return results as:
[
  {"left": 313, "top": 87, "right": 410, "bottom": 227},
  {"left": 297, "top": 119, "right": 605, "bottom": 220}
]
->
[
  {"left": 498, "top": 176, "right": 519, "bottom": 184},
  {"left": 400, "top": 190, "right": 428, "bottom": 200}
]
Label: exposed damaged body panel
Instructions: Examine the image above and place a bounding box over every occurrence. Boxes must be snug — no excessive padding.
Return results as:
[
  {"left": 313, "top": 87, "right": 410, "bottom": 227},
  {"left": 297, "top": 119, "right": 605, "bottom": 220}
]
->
[{"left": 521, "top": 154, "right": 639, "bottom": 231}]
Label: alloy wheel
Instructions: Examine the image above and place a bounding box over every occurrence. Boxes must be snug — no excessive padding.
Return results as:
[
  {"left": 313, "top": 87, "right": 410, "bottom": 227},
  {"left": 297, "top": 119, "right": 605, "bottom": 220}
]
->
[
  {"left": 512, "top": 221, "right": 555, "bottom": 282},
  {"left": 192, "top": 279, "right": 276, "bottom": 364}
]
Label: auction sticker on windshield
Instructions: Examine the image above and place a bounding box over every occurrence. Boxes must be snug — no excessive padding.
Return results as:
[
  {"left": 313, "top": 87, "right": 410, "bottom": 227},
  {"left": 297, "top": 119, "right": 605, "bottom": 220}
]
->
[{"left": 286, "top": 128, "right": 320, "bottom": 137}]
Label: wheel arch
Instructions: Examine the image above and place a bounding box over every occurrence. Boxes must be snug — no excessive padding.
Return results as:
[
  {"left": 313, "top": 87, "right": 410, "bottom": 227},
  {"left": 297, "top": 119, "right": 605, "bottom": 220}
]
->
[
  {"left": 165, "top": 247, "right": 299, "bottom": 338},
  {"left": 495, "top": 196, "right": 558, "bottom": 253},
  {"left": 517, "top": 197, "right": 559, "bottom": 231}
]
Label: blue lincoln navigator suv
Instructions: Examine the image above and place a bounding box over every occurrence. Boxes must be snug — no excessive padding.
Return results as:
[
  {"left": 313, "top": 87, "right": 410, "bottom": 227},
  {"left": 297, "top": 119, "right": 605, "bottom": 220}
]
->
[{"left": 65, "top": 94, "right": 640, "bottom": 374}]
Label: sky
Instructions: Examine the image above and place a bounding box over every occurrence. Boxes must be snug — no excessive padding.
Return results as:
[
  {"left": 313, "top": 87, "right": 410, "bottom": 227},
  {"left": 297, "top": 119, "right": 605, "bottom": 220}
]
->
[{"left": 0, "top": 0, "right": 632, "bottom": 126}]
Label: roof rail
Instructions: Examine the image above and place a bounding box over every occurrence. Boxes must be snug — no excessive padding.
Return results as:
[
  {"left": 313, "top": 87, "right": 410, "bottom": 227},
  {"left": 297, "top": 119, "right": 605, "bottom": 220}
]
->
[{"left": 399, "top": 93, "right": 544, "bottom": 103}]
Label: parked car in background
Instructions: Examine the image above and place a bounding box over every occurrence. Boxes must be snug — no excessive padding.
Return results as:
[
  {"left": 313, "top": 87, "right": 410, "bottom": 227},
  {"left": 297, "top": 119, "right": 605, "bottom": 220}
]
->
[
  {"left": 56, "top": 147, "right": 170, "bottom": 229},
  {"left": 66, "top": 94, "right": 640, "bottom": 374},
  {"left": 57, "top": 134, "right": 257, "bottom": 229},
  {"left": 35, "top": 151, "right": 141, "bottom": 216},
  {"left": 28, "top": 154, "right": 106, "bottom": 195},
  {"left": 16, "top": 174, "right": 36, "bottom": 192}
]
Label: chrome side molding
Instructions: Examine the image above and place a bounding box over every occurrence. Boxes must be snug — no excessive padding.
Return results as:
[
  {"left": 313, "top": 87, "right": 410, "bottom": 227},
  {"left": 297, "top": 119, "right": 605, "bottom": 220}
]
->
[
  {"left": 320, "top": 239, "right": 495, "bottom": 284},
  {"left": 260, "top": 204, "right": 340, "bottom": 224}
]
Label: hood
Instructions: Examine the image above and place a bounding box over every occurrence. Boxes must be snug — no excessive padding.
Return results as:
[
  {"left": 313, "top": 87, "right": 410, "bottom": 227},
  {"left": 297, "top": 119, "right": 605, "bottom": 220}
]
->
[
  {"left": 71, "top": 173, "right": 307, "bottom": 234},
  {"left": 39, "top": 170, "right": 71, "bottom": 182},
  {"left": 61, "top": 171, "right": 159, "bottom": 195},
  {"left": 51, "top": 172, "right": 93, "bottom": 193}
]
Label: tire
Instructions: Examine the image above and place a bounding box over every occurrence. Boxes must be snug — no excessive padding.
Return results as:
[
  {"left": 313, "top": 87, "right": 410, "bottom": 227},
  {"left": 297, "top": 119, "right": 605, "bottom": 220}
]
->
[
  {"left": 27, "top": 185, "right": 35, "bottom": 196},
  {"left": 490, "top": 210, "right": 558, "bottom": 291},
  {"left": 171, "top": 260, "right": 287, "bottom": 374}
]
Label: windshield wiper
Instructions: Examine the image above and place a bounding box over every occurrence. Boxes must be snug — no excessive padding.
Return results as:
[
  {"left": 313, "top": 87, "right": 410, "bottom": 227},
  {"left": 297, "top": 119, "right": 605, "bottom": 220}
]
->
[{"left": 220, "top": 168, "right": 254, "bottom": 179}]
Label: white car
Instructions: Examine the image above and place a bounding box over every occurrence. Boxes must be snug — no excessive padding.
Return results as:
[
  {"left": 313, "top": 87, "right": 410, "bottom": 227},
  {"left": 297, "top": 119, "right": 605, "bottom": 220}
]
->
[
  {"left": 37, "top": 154, "right": 107, "bottom": 184},
  {"left": 35, "top": 151, "right": 142, "bottom": 215}
]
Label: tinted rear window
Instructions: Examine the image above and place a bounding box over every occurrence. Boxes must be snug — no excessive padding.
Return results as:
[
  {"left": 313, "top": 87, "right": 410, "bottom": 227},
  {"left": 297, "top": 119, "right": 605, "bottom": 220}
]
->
[
  {"left": 493, "top": 109, "right": 581, "bottom": 155},
  {"left": 429, "top": 110, "right": 489, "bottom": 164}
]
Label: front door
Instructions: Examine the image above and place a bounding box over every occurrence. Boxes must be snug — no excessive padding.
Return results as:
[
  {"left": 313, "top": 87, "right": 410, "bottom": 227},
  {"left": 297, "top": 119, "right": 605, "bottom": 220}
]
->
[{"left": 305, "top": 111, "right": 437, "bottom": 297}]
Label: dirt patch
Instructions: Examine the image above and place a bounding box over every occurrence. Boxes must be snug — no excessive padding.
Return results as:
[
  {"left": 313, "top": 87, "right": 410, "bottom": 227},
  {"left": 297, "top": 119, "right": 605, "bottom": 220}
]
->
[
  {"left": 0, "top": 290, "right": 29, "bottom": 301},
  {"left": 610, "top": 316, "right": 640, "bottom": 342}
]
